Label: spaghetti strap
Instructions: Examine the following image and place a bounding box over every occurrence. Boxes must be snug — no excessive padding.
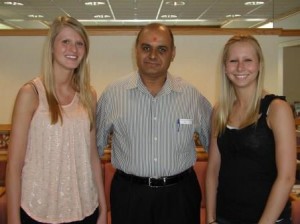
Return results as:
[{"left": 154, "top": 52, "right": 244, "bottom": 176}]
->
[{"left": 27, "top": 80, "right": 39, "bottom": 96}]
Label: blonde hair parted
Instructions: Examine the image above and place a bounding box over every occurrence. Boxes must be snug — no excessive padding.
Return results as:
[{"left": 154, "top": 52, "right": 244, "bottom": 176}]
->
[
  {"left": 214, "top": 35, "right": 265, "bottom": 135},
  {"left": 41, "top": 16, "right": 95, "bottom": 128}
]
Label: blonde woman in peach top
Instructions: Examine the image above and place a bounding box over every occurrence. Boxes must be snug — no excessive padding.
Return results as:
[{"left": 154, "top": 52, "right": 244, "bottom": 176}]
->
[{"left": 6, "top": 16, "right": 107, "bottom": 224}]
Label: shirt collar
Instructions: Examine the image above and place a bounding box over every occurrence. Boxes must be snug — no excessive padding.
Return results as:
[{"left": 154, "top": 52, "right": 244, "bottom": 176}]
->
[{"left": 125, "top": 72, "right": 183, "bottom": 94}]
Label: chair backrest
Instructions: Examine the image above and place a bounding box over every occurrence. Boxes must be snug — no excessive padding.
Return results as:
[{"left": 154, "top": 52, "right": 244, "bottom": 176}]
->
[
  {"left": 103, "top": 162, "right": 116, "bottom": 212},
  {"left": 193, "top": 161, "right": 208, "bottom": 208},
  {"left": 292, "top": 200, "right": 300, "bottom": 223}
]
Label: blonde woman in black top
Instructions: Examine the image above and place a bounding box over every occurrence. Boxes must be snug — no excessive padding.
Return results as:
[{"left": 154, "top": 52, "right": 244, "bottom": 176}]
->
[{"left": 206, "top": 35, "right": 296, "bottom": 224}]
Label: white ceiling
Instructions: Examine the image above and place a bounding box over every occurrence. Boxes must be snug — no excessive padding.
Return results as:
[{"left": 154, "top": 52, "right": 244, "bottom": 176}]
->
[{"left": 0, "top": 0, "right": 300, "bottom": 29}]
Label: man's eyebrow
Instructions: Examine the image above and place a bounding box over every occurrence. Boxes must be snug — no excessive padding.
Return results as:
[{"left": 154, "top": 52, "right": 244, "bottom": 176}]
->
[{"left": 140, "top": 43, "right": 169, "bottom": 49}]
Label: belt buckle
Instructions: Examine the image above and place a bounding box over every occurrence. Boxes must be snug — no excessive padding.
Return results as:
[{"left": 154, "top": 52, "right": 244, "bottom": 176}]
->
[
  {"left": 148, "top": 177, "right": 167, "bottom": 188},
  {"left": 148, "top": 177, "right": 155, "bottom": 188}
]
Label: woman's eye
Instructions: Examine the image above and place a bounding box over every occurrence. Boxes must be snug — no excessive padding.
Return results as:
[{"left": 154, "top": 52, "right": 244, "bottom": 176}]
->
[
  {"left": 62, "top": 39, "right": 70, "bottom": 44},
  {"left": 76, "top": 42, "right": 84, "bottom": 47}
]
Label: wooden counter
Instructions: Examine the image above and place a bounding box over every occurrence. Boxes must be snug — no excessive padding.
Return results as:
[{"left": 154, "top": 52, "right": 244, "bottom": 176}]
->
[{"left": 0, "top": 187, "right": 5, "bottom": 197}]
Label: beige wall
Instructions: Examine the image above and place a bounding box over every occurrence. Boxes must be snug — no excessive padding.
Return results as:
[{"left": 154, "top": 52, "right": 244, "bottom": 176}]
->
[{"left": 0, "top": 33, "right": 299, "bottom": 124}]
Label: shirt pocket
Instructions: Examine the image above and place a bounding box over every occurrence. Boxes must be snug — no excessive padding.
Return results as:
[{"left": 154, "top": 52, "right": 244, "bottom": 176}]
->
[{"left": 176, "top": 119, "right": 194, "bottom": 151}]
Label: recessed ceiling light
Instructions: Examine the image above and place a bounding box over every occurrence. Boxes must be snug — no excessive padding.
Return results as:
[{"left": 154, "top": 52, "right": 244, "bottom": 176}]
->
[
  {"left": 85, "top": 1, "right": 105, "bottom": 6},
  {"left": 165, "top": 1, "right": 186, "bottom": 6},
  {"left": 245, "top": 18, "right": 265, "bottom": 21},
  {"left": 28, "top": 14, "right": 44, "bottom": 18},
  {"left": 4, "top": 1, "right": 24, "bottom": 6},
  {"left": 161, "top": 15, "right": 178, "bottom": 19},
  {"left": 0, "top": 23, "right": 13, "bottom": 29},
  {"left": 226, "top": 14, "right": 241, "bottom": 18},
  {"left": 7, "top": 19, "right": 24, "bottom": 22},
  {"left": 244, "top": 1, "right": 265, "bottom": 6},
  {"left": 94, "top": 15, "right": 111, "bottom": 19},
  {"left": 258, "top": 22, "right": 273, "bottom": 28}
]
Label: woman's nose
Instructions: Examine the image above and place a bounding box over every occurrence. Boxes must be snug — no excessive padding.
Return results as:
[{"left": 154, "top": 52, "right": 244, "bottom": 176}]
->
[
  {"left": 68, "top": 42, "right": 77, "bottom": 52},
  {"left": 237, "top": 61, "right": 245, "bottom": 71}
]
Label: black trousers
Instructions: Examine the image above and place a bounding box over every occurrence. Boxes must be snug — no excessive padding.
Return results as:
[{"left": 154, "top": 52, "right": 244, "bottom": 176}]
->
[
  {"left": 20, "top": 207, "right": 99, "bottom": 224},
  {"left": 110, "top": 168, "right": 201, "bottom": 224},
  {"left": 216, "top": 216, "right": 292, "bottom": 224}
]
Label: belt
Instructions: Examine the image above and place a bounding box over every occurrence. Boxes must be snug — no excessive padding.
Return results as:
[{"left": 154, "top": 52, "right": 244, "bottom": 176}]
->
[{"left": 115, "top": 167, "right": 193, "bottom": 188}]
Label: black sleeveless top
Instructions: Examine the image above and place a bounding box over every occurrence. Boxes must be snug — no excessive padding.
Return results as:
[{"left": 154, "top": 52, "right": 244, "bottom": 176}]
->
[{"left": 216, "top": 94, "right": 291, "bottom": 223}]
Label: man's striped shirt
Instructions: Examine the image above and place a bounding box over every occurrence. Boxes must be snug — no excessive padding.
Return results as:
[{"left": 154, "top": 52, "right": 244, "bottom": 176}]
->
[{"left": 96, "top": 73, "right": 212, "bottom": 177}]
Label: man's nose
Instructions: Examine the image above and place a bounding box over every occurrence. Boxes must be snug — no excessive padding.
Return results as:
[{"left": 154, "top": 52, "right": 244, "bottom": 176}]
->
[{"left": 149, "top": 49, "right": 158, "bottom": 59}]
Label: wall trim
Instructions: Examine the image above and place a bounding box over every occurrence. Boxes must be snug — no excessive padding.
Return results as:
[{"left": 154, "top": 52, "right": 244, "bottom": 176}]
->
[{"left": 1, "top": 27, "right": 299, "bottom": 36}]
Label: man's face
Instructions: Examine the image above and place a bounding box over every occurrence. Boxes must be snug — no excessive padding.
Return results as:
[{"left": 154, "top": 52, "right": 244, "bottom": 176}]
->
[{"left": 135, "top": 26, "right": 175, "bottom": 79}]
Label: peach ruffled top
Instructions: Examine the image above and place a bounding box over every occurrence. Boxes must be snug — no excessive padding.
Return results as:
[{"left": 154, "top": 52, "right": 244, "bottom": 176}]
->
[{"left": 21, "top": 77, "right": 98, "bottom": 223}]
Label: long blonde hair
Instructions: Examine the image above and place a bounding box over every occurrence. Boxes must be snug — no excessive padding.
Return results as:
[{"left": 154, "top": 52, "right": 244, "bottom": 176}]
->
[
  {"left": 214, "top": 35, "right": 265, "bottom": 135},
  {"left": 41, "top": 16, "right": 95, "bottom": 128}
]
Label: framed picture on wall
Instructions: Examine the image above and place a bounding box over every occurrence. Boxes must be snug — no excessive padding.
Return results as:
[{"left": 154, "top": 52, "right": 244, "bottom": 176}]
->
[
  {"left": 0, "top": 124, "right": 10, "bottom": 187},
  {"left": 0, "top": 124, "right": 11, "bottom": 152},
  {"left": 295, "top": 102, "right": 300, "bottom": 118}
]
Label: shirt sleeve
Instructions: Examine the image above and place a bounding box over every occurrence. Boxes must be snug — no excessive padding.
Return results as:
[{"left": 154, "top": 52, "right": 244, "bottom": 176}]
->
[
  {"left": 96, "top": 90, "right": 111, "bottom": 156},
  {"left": 196, "top": 94, "right": 212, "bottom": 152}
]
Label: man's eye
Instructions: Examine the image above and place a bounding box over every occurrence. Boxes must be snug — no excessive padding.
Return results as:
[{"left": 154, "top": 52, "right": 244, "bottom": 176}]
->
[
  {"left": 158, "top": 47, "right": 167, "bottom": 53},
  {"left": 142, "top": 46, "right": 150, "bottom": 51}
]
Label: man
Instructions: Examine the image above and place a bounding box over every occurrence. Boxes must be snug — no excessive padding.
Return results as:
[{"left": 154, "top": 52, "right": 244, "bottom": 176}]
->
[{"left": 96, "top": 23, "right": 212, "bottom": 224}]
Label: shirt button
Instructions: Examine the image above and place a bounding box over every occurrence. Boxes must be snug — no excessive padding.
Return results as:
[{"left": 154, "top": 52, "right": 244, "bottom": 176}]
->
[
  {"left": 154, "top": 158, "right": 157, "bottom": 162},
  {"left": 154, "top": 137, "right": 157, "bottom": 141},
  {"left": 153, "top": 117, "right": 157, "bottom": 120}
]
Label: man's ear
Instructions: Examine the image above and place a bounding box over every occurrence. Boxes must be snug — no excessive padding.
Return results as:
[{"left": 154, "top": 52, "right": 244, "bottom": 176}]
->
[{"left": 171, "top": 46, "right": 176, "bottom": 61}]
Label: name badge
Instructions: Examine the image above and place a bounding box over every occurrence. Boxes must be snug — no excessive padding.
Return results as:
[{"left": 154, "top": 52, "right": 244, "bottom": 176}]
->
[{"left": 179, "top": 118, "right": 193, "bottom": 125}]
